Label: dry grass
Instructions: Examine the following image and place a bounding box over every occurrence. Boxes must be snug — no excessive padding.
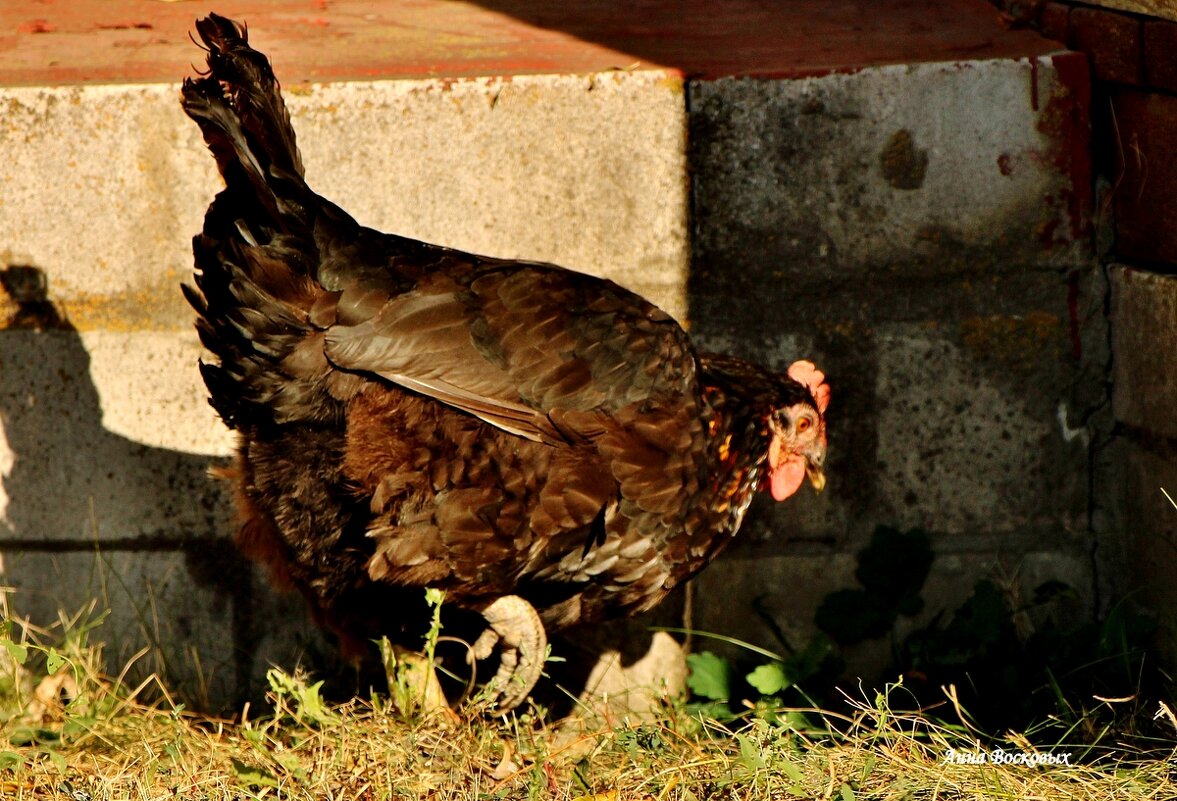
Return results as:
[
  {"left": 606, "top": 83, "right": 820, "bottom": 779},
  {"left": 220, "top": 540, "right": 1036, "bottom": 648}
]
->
[{"left": 0, "top": 612, "right": 1174, "bottom": 801}]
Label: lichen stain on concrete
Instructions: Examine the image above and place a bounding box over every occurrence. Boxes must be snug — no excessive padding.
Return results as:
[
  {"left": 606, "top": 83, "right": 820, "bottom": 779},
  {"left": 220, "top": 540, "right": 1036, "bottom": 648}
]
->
[
  {"left": 960, "top": 312, "right": 1063, "bottom": 374},
  {"left": 879, "top": 128, "right": 928, "bottom": 190},
  {"left": 1, "top": 264, "right": 190, "bottom": 332},
  {"left": 656, "top": 74, "right": 685, "bottom": 95}
]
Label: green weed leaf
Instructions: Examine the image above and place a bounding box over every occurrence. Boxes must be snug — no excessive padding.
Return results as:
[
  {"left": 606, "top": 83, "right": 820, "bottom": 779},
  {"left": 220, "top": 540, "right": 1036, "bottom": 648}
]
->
[
  {"left": 735, "top": 733, "right": 764, "bottom": 773},
  {"left": 230, "top": 757, "right": 279, "bottom": 789},
  {"left": 274, "top": 751, "right": 308, "bottom": 782},
  {"left": 301, "top": 680, "right": 340, "bottom": 726},
  {"left": 45, "top": 749, "right": 67, "bottom": 774},
  {"left": 746, "top": 662, "right": 790, "bottom": 695},
  {"left": 686, "top": 651, "right": 732, "bottom": 701},
  {"left": 63, "top": 716, "right": 97, "bottom": 739},
  {"left": 1, "top": 639, "right": 28, "bottom": 665},
  {"left": 266, "top": 669, "right": 340, "bottom": 727},
  {"left": 45, "top": 647, "right": 66, "bottom": 675},
  {"left": 776, "top": 754, "right": 803, "bottom": 783},
  {"left": 9, "top": 727, "right": 59, "bottom": 747}
]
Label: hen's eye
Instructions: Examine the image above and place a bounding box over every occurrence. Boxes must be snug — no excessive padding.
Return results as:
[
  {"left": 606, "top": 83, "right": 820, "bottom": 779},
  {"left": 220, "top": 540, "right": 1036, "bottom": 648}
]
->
[{"left": 796, "top": 418, "right": 811, "bottom": 433}]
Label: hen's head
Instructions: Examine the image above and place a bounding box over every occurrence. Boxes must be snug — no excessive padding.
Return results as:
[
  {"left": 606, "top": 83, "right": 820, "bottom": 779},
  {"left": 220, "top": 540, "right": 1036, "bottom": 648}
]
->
[{"left": 766, "top": 360, "right": 829, "bottom": 501}]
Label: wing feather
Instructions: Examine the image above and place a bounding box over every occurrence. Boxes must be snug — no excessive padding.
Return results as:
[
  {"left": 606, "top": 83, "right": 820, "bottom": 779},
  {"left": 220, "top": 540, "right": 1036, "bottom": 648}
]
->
[{"left": 324, "top": 259, "right": 699, "bottom": 447}]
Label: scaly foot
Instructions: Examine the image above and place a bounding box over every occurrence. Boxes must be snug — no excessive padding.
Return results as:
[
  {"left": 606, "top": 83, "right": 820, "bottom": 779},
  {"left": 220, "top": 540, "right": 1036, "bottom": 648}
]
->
[{"left": 469, "top": 595, "right": 546, "bottom": 712}]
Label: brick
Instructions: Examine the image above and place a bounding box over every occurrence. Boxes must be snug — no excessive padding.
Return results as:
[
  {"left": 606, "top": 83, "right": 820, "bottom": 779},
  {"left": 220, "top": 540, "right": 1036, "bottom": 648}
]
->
[
  {"left": 1110, "top": 266, "right": 1177, "bottom": 438},
  {"left": 1109, "top": 90, "right": 1177, "bottom": 263},
  {"left": 1143, "top": 19, "right": 1177, "bottom": 93},
  {"left": 1069, "top": 7, "right": 1143, "bottom": 85},
  {"left": 1038, "top": 2, "right": 1071, "bottom": 43}
]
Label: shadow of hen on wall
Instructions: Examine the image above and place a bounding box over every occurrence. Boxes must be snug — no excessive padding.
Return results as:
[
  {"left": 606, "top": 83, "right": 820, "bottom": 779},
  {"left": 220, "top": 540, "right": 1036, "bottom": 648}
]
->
[{"left": 0, "top": 264, "right": 320, "bottom": 710}]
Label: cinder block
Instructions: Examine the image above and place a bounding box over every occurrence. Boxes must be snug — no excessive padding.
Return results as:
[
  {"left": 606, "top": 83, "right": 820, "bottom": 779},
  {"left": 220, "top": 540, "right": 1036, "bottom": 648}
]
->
[
  {"left": 691, "top": 546, "right": 1093, "bottom": 684},
  {"left": 240, "top": 572, "right": 333, "bottom": 703},
  {"left": 693, "top": 276, "right": 1093, "bottom": 550},
  {"left": 687, "top": 55, "right": 1097, "bottom": 556},
  {"left": 689, "top": 55, "right": 1090, "bottom": 306},
  {"left": 1143, "top": 19, "right": 1177, "bottom": 93},
  {"left": 1110, "top": 89, "right": 1177, "bottom": 264},
  {"left": 0, "top": 73, "right": 689, "bottom": 324},
  {"left": 290, "top": 75, "right": 689, "bottom": 319},
  {"left": 1110, "top": 266, "right": 1177, "bottom": 438},
  {"left": 0, "top": 547, "right": 243, "bottom": 707},
  {"left": 871, "top": 315, "right": 1088, "bottom": 536},
  {"left": 0, "top": 329, "right": 231, "bottom": 543},
  {"left": 691, "top": 552, "right": 859, "bottom": 666},
  {"left": 719, "top": 316, "right": 1090, "bottom": 547},
  {"left": 1069, "top": 8, "right": 1143, "bottom": 85},
  {"left": 895, "top": 547, "right": 1093, "bottom": 658},
  {"left": 0, "top": 544, "right": 340, "bottom": 709},
  {"left": 1109, "top": 435, "right": 1177, "bottom": 668},
  {"left": 0, "top": 84, "right": 212, "bottom": 328}
]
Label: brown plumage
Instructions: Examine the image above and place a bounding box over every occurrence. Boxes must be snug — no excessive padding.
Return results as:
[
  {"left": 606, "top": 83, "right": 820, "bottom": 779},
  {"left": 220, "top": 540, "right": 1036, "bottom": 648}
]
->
[{"left": 181, "top": 14, "right": 829, "bottom": 710}]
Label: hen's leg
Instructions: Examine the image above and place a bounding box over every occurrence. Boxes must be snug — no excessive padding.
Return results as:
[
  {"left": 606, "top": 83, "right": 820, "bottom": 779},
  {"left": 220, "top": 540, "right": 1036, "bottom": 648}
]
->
[{"left": 469, "top": 595, "right": 546, "bottom": 711}]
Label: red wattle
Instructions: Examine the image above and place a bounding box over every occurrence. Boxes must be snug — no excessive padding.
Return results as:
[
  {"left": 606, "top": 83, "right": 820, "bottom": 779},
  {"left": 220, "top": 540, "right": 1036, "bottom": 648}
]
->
[{"left": 770, "top": 457, "right": 806, "bottom": 501}]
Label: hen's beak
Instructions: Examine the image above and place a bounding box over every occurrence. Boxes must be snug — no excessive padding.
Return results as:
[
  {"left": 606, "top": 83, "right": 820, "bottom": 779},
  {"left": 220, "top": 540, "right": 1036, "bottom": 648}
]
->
[{"left": 807, "top": 464, "right": 826, "bottom": 493}]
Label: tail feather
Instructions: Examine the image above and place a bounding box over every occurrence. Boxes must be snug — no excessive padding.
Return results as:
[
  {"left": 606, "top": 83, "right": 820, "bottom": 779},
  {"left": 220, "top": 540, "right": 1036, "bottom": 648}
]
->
[
  {"left": 184, "top": 14, "right": 303, "bottom": 189},
  {"left": 182, "top": 14, "right": 340, "bottom": 430}
]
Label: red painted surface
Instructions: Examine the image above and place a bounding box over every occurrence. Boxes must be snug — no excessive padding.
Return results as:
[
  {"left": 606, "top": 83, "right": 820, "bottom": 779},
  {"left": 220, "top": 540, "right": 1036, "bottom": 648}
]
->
[
  {"left": 1068, "top": 7, "right": 1143, "bottom": 85},
  {"left": 1044, "top": 51, "right": 1092, "bottom": 245},
  {"left": 1111, "top": 89, "right": 1177, "bottom": 264},
  {"left": 1143, "top": 19, "right": 1177, "bottom": 94},
  {"left": 1037, "top": 2, "right": 1071, "bottom": 45},
  {"left": 0, "top": 0, "right": 1062, "bottom": 87}
]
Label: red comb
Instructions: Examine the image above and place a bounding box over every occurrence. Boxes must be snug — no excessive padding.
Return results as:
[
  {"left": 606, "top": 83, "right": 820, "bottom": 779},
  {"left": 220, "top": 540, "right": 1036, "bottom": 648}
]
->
[{"left": 787, "top": 360, "right": 830, "bottom": 414}]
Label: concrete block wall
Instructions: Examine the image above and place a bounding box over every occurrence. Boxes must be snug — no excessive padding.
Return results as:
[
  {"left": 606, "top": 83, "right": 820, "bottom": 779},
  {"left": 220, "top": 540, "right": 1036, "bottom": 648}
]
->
[
  {"left": 990, "top": 0, "right": 1177, "bottom": 666},
  {"left": 1, "top": 1, "right": 1113, "bottom": 706},
  {"left": 687, "top": 54, "right": 1101, "bottom": 674}
]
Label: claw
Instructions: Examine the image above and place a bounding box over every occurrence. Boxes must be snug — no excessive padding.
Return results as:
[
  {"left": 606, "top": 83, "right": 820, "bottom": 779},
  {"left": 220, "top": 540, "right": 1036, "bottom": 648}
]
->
[{"left": 468, "top": 595, "right": 546, "bottom": 711}]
